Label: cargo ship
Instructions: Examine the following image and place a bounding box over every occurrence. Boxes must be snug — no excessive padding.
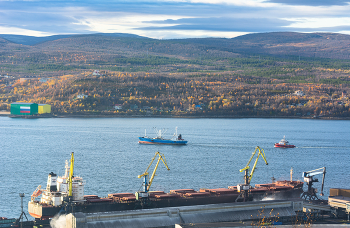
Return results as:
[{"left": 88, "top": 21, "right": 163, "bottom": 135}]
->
[
  {"left": 28, "top": 153, "right": 303, "bottom": 220},
  {"left": 138, "top": 127, "right": 187, "bottom": 145}
]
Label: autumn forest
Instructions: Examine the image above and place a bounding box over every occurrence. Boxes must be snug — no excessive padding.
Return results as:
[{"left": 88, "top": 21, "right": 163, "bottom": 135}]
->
[{"left": 1, "top": 32, "right": 350, "bottom": 118}]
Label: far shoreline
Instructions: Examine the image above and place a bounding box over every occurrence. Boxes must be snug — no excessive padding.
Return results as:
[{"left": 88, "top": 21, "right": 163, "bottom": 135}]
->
[{"left": 1, "top": 113, "right": 350, "bottom": 120}]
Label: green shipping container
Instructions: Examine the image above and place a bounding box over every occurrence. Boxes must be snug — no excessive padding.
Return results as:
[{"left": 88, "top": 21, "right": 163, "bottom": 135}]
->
[{"left": 11, "top": 103, "right": 38, "bottom": 115}]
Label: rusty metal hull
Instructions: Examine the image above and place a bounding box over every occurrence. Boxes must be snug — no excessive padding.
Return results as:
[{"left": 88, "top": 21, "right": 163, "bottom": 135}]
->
[{"left": 29, "top": 180, "right": 304, "bottom": 220}]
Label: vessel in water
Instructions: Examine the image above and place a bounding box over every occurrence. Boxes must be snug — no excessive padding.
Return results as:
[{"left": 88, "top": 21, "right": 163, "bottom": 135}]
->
[
  {"left": 274, "top": 136, "right": 296, "bottom": 148},
  {"left": 28, "top": 152, "right": 303, "bottom": 220},
  {"left": 0, "top": 217, "right": 17, "bottom": 228},
  {"left": 138, "top": 127, "right": 187, "bottom": 145}
]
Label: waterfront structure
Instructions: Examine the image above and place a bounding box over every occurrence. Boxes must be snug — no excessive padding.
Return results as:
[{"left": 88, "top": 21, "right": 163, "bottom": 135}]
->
[
  {"left": 38, "top": 104, "right": 51, "bottom": 114},
  {"left": 10, "top": 103, "right": 38, "bottom": 116}
]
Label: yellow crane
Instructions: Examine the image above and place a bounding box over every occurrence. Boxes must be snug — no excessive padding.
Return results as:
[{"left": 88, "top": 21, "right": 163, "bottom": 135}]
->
[
  {"left": 68, "top": 152, "right": 74, "bottom": 199},
  {"left": 237, "top": 146, "right": 268, "bottom": 201},
  {"left": 239, "top": 146, "right": 268, "bottom": 185},
  {"left": 138, "top": 151, "right": 170, "bottom": 193}
]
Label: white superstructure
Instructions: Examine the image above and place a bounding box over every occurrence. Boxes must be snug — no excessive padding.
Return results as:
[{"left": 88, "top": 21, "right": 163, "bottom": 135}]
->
[{"left": 39, "top": 159, "right": 85, "bottom": 206}]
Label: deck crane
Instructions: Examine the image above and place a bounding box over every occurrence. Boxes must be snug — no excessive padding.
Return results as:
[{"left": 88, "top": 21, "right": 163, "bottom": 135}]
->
[
  {"left": 237, "top": 146, "right": 268, "bottom": 201},
  {"left": 30, "top": 185, "right": 42, "bottom": 202},
  {"left": 301, "top": 167, "right": 326, "bottom": 201},
  {"left": 137, "top": 151, "right": 170, "bottom": 198},
  {"left": 240, "top": 146, "right": 268, "bottom": 184},
  {"left": 68, "top": 152, "right": 74, "bottom": 201}
]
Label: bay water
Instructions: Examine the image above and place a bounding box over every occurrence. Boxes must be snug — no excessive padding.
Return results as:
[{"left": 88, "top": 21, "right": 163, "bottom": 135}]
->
[{"left": 1, "top": 117, "right": 349, "bottom": 219}]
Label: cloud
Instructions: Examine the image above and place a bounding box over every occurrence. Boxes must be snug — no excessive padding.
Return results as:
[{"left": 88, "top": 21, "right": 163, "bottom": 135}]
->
[
  {"left": 0, "top": 0, "right": 350, "bottom": 38},
  {"left": 282, "top": 18, "right": 350, "bottom": 33},
  {"left": 141, "top": 17, "right": 291, "bottom": 32},
  {"left": 0, "top": 3, "right": 92, "bottom": 34},
  {"left": 0, "top": 26, "right": 53, "bottom": 37},
  {"left": 137, "top": 30, "right": 248, "bottom": 39},
  {"left": 263, "top": 0, "right": 350, "bottom": 6}
]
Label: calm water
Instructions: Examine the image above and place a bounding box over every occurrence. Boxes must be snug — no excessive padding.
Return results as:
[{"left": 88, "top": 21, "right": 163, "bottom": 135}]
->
[{"left": 1, "top": 117, "right": 349, "bottom": 219}]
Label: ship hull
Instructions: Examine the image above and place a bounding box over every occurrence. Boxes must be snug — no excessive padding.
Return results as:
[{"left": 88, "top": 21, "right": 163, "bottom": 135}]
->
[
  {"left": 138, "top": 137, "right": 187, "bottom": 145},
  {"left": 274, "top": 143, "right": 295, "bottom": 148},
  {"left": 28, "top": 194, "right": 239, "bottom": 219},
  {"left": 28, "top": 182, "right": 303, "bottom": 219},
  {"left": 28, "top": 201, "right": 62, "bottom": 219}
]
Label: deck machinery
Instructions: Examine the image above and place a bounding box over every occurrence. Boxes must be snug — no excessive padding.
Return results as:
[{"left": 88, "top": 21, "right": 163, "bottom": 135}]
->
[{"left": 301, "top": 167, "right": 326, "bottom": 200}]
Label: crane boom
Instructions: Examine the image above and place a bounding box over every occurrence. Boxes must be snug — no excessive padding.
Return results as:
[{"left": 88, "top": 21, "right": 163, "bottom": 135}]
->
[
  {"left": 236, "top": 146, "right": 268, "bottom": 202},
  {"left": 303, "top": 167, "right": 326, "bottom": 177},
  {"left": 138, "top": 151, "right": 170, "bottom": 192},
  {"left": 239, "top": 146, "right": 268, "bottom": 184},
  {"left": 31, "top": 185, "right": 42, "bottom": 202},
  {"left": 321, "top": 167, "right": 326, "bottom": 195},
  {"left": 68, "top": 152, "right": 74, "bottom": 198}
]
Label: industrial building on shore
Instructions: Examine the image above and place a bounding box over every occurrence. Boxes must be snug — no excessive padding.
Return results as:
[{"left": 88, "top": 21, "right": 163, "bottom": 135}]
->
[{"left": 10, "top": 102, "right": 51, "bottom": 116}]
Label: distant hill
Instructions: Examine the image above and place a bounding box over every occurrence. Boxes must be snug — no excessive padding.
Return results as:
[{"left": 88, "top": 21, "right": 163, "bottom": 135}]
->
[
  {"left": 2, "top": 32, "right": 350, "bottom": 118},
  {"left": 0, "top": 37, "right": 11, "bottom": 46},
  {"left": 31, "top": 31, "right": 350, "bottom": 59},
  {"left": 0, "top": 32, "right": 350, "bottom": 68},
  {"left": 232, "top": 32, "right": 324, "bottom": 43},
  {"left": 0, "top": 34, "right": 73, "bottom": 46},
  {"left": 0, "top": 33, "right": 147, "bottom": 46},
  {"left": 181, "top": 32, "right": 350, "bottom": 59}
]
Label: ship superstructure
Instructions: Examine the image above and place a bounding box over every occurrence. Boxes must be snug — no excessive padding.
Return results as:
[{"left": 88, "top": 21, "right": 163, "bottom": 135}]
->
[{"left": 29, "top": 153, "right": 85, "bottom": 218}]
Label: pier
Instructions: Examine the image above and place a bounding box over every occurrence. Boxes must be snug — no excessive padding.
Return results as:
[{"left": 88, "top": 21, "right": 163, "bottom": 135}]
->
[{"left": 63, "top": 200, "right": 303, "bottom": 228}]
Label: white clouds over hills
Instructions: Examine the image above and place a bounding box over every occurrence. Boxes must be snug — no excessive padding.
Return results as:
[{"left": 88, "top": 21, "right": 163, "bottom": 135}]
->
[{"left": 0, "top": 0, "right": 350, "bottom": 38}]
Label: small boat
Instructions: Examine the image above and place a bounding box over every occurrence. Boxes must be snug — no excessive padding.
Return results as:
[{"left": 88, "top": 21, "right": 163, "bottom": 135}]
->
[
  {"left": 0, "top": 217, "right": 16, "bottom": 228},
  {"left": 138, "top": 127, "right": 187, "bottom": 145},
  {"left": 274, "top": 136, "right": 295, "bottom": 148}
]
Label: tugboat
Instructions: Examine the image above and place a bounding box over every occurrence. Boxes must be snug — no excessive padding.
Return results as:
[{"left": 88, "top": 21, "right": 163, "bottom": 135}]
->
[
  {"left": 138, "top": 127, "right": 187, "bottom": 145},
  {"left": 274, "top": 136, "right": 295, "bottom": 148}
]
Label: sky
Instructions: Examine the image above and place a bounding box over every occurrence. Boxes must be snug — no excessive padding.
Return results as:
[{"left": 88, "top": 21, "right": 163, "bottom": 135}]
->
[{"left": 1, "top": 0, "right": 350, "bottom": 39}]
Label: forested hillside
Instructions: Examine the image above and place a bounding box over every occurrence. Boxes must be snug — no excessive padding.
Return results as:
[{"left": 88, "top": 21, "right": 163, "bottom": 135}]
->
[{"left": 0, "top": 32, "right": 349, "bottom": 118}]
